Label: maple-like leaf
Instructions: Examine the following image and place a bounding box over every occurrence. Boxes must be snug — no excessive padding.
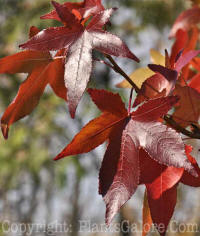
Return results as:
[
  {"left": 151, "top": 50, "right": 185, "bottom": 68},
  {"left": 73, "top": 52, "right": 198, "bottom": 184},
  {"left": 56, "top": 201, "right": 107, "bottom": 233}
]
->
[
  {"left": 20, "top": 6, "right": 139, "bottom": 118},
  {"left": 0, "top": 26, "right": 66, "bottom": 138},
  {"left": 169, "top": 6, "right": 200, "bottom": 38},
  {"left": 54, "top": 89, "right": 196, "bottom": 225},
  {"left": 41, "top": 0, "right": 104, "bottom": 23}
]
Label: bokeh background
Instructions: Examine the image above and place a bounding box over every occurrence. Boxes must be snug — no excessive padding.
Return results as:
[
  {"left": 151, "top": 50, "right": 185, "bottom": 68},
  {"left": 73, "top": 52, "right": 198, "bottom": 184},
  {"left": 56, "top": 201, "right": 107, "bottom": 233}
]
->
[{"left": 0, "top": 0, "right": 200, "bottom": 235}]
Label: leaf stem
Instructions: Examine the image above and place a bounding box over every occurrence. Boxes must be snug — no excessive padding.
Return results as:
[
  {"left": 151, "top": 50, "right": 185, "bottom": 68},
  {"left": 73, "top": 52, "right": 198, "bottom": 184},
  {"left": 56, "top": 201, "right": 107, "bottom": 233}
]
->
[
  {"left": 128, "top": 88, "right": 134, "bottom": 115},
  {"left": 105, "top": 55, "right": 140, "bottom": 93},
  {"left": 103, "top": 54, "right": 200, "bottom": 140},
  {"left": 164, "top": 116, "right": 200, "bottom": 139}
]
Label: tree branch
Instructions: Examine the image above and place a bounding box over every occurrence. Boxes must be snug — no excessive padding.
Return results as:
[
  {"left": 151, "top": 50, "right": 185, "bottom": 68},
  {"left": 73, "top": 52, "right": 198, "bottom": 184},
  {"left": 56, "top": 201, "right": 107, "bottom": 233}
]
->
[
  {"left": 164, "top": 116, "right": 200, "bottom": 139},
  {"left": 105, "top": 55, "right": 140, "bottom": 93}
]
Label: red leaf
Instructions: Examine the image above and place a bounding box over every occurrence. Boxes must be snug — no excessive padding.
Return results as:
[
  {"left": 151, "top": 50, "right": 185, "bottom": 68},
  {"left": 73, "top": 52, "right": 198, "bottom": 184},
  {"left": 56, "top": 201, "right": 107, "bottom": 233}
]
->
[
  {"left": 0, "top": 27, "right": 67, "bottom": 138},
  {"left": 170, "top": 6, "right": 200, "bottom": 38},
  {"left": 40, "top": 1, "right": 85, "bottom": 22},
  {"left": 88, "top": 88, "right": 127, "bottom": 116},
  {"left": 172, "top": 84, "right": 200, "bottom": 127},
  {"left": 20, "top": 8, "right": 139, "bottom": 118},
  {"left": 54, "top": 89, "right": 196, "bottom": 224},
  {"left": 189, "top": 73, "right": 200, "bottom": 92},
  {"left": 103, "top": 119, "right": 139, "bottom": 224},
  {"left": 55, "top": 112, "right": 127, "bottom": 160},
  {"left": 20, "top": 26, "right": 83, "bottom": 51},
  {"left": 148, "top": 64, "right": 178, "bottom": 82},
  {"left": 170, "top": 27, "right": 198, "bottom": 67},
  {"left": 140, "top": 149, "right": 184, "bottom": 196},
  {"left": 147, "top": 185, "right": 177, "bottom": 236},
  {"left": 1, "top": 65, "right": 49, "bottom": 139},
  {"left": 132, "top": 95, "right": 178, "bottom": 121},
  {"left": 181, "top": 145, "right": 200, "bottom": 187},
  {"left": 79, "top": 0, "right": 105, "bottom": 19},
  {"left": 40, "top": 0, "right": 105, "bottom": 22},
  {"left": 99, "top": 121, "right": 127, "bottom": 197},
  {"left": 46, "top": 49, "right": 67, "bottom": 101},
  {"left": 29, "top": 26, "right": 40, "bottom": 38},
  {"left": 51, "top": 1, "right": 80, "bottom": 26},
  {"left": 170, "top": 29, "right": 188, "bottom": 66},
  {"left": 140, "top": 149, "right": 185, "bottom": 236},
  {"left": 0, "top": 51, "right": 51, "bottom": 74}
]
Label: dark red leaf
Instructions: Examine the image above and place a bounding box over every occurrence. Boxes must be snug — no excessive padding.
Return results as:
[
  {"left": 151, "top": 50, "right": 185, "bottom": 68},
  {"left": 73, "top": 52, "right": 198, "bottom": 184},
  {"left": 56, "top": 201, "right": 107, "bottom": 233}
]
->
[
  {"left": 148, "top": 64, "right": 178, "bottom": 82},
  {"left": 20, "top": 26, "right": 83, "bottom": 51},
  {"left": 40, "top": 1, "right": 84, "bottom": 22},
  {"left": 147, "top": 185, "right": 177, "bottom": 236},
  {"left": 88, "top": 88, "right": 127, "bottom": 116},
  {"left": 51, "top": 1, "right": 79, "bottom": 25},
  {"left": 21, "top": 8, "right": 139, "bottom": 118},
  {"left": 172, "top": 84, "right": 200, "bottom": 127},
  {"left": 132, "top": 96, "right": 178, "bottom": 121},
  {"left": 55, "top": 89, "right": 196, "bottom": 225},
  {"left": 103, "top": 118, "right": 139, "bottom": 224}
]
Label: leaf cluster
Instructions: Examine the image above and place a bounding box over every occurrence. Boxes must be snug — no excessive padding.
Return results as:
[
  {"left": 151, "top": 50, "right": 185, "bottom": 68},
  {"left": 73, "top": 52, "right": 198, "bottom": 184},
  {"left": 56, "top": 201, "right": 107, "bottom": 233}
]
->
[{"left": 1, "top": 1, "right": 200, "bottom": 236}]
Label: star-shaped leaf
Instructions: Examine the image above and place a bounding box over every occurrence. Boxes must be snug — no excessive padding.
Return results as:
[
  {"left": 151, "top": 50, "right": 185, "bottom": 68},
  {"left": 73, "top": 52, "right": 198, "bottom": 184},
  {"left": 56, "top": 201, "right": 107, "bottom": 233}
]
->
[
  {"left": 20, "top": 6, "right": 139, "bottom": 118},
  {"left": 54, "top": 89, "right": 196, "bottom": 225}
]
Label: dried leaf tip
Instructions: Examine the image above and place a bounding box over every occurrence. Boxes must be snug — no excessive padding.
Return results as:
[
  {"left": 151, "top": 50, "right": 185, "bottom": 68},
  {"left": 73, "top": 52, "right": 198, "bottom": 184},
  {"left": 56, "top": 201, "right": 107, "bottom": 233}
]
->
[{"left": 1, "top": 123, "right": 9, "bottom": 140}]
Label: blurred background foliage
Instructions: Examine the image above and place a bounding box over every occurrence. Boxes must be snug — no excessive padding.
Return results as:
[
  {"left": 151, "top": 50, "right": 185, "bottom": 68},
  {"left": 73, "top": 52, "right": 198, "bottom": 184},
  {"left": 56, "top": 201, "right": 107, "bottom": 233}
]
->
[{"left": 0, "top": 0, "right": 199, "bottom": 236}]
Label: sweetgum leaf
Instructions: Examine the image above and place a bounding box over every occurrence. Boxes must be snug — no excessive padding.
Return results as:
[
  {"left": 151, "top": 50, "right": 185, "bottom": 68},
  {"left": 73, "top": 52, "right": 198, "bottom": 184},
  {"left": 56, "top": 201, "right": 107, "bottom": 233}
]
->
[
  {"left": 103, "top": 119, "right": 139, "bottom": 225},
  {"left": 54, "top": 89, "right": 196, "bottom": 225},
  {"left": 0, "top": 27, "right": 66, "bottom": 138},
  {"left": 20, "top": 8, "right": 139, "bottom": 118}
]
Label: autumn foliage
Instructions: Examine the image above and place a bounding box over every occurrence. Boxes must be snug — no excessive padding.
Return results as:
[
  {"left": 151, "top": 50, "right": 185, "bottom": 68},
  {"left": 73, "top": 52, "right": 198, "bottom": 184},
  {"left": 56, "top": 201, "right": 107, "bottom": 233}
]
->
[{"left": 1, "top": 0, "right": 200, "bottom": 235}]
